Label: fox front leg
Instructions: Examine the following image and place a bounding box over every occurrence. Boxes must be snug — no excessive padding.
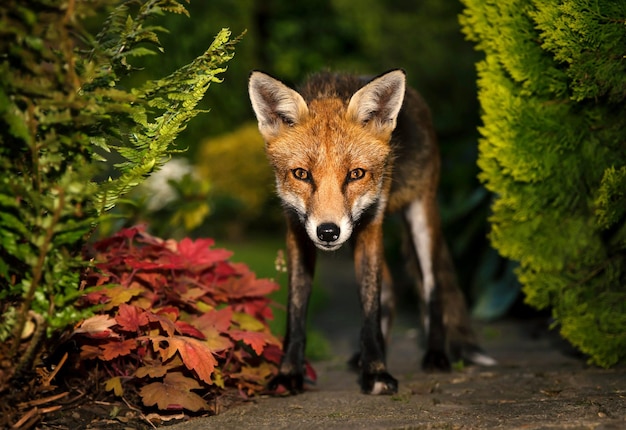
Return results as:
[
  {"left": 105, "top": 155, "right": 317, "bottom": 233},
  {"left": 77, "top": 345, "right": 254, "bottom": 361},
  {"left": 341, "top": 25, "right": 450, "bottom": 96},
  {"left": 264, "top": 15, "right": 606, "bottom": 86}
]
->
[
  {"left": 353, "top": 223, "right": 398, "bottom": 395},
  {"left": 268, "top": 219, "right": 316, "bottom": 394},
  {"left": 405, "top": 198, "right": 452, "bottom": 372}
]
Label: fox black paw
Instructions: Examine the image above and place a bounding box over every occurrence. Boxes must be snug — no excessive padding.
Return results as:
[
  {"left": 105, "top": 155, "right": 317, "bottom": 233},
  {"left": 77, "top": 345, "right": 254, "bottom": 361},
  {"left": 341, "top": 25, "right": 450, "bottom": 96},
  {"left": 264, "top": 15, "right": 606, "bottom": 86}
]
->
[
  {"left": 268, "top": 373, "right": 304, "bottom": 395},
  {"left": 422, "top": 349, "right": 451, "bottom": 372},
  {"left": 360, "top": 371, "right": 398, "bottom": 395}
]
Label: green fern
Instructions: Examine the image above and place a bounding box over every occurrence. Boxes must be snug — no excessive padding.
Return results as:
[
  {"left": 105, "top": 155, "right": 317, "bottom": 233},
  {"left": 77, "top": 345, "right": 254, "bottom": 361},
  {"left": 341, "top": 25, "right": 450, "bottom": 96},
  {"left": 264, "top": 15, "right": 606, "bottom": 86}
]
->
[{"left": 0, "top": 0, "right": 240, "bottom": 377}]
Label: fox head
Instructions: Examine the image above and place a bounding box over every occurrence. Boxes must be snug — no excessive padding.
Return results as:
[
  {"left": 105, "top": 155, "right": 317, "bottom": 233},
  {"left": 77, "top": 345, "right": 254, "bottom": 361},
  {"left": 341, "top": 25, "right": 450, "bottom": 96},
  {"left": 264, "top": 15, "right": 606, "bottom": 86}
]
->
[{"left": 249, "top": 70, "right": 406, "bottom": 251}]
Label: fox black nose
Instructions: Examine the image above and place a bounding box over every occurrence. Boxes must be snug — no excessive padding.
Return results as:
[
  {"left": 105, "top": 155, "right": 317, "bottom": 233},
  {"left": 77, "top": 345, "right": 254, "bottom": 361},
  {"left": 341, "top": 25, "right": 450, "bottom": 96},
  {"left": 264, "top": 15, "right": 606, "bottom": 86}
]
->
[{"left": 317, "top": 223, "right": 340, "bottom": 242}]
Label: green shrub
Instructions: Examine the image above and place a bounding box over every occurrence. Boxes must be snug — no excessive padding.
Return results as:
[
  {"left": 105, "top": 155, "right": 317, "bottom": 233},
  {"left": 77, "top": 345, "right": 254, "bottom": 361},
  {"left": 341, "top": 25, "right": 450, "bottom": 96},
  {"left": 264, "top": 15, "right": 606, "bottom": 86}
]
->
[
  {"left": 0, "top": 0, "right": 239, "bottom": 377},
  {"left": 460, "top": 0, "right": 626, "bottom": 367},
  {"left": 196, "top": 123, "right": 282, "bottom": 238}
]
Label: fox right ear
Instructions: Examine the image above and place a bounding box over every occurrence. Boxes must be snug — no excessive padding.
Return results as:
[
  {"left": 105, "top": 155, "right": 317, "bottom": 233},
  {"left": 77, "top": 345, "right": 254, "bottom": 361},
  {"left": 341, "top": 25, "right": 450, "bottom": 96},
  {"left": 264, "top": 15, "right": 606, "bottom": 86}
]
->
[
  {"left": 347, "top": 69, "right": 406, "bottom": 138},
  {"left": 248, "top": 71, "right": 309, "bottom": 140}
]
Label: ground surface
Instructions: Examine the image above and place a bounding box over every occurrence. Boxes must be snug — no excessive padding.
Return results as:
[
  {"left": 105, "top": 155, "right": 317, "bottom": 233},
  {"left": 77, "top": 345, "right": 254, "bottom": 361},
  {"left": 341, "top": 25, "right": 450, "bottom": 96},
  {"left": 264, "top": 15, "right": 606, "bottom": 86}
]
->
[
  {"left": 168, "top": 253, "right": 626, "bottom": 430},
  {"left": 14, "top": 252, "right": 625, "bottom": 429}
]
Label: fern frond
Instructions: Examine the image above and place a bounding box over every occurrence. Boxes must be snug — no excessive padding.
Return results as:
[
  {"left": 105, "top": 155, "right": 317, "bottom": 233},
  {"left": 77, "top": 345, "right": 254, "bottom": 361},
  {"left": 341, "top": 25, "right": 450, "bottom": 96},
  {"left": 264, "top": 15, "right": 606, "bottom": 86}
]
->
[{"left": 94, "top": 28, "right": 240, "bottom": 213}]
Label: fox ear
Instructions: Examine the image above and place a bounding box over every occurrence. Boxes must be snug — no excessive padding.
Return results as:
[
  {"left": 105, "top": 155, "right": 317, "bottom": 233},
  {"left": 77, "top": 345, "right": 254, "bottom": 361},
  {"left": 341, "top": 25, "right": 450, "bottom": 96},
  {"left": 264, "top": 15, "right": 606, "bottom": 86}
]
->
[
  {"left": 249, "top": 71, "right": 309, "bottom": 140},
  {"left": 347, "top": 69, "right": 406, "bottom": 136}
]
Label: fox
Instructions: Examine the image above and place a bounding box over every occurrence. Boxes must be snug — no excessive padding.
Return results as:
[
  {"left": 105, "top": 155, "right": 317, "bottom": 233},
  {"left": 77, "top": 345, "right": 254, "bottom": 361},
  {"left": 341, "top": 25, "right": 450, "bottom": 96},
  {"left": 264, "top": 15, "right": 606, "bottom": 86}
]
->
[{"left": 248, "top": 69, "right": 495, "bottom": 395}]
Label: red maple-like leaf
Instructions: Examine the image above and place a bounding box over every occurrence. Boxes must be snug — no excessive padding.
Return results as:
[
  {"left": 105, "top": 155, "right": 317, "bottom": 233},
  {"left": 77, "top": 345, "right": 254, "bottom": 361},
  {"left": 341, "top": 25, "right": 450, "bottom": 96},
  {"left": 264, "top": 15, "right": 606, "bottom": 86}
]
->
[
  {"left": 123, "top": 258, "right": 167, "bottom": 271},
  {"left": 135, "top": 356, "right": 183, "bottom": 378},
  {"left": 175, "top": 321, "right": 205, "bottom": 339},
  {"left": 262, "top": 344, "right": 283, "bottom": 365},
  {"left": 165, "top": 237, "right": 233, "bottom": 272},
  {"left": 139, "top": 372, "right": 210, "bottom": 412},
  {"left": 152, "top": 335, "right": 217, "bottom": 385},
  {"left": 73, "top": 315, "right": 118, "bottom": 339},
  {"left": 91, "top": 225, "right": 142, "bottom": 254},
  {"left": 229, "top": 330, "right": 278, "bottom": 356},
  {"left": 81, "top": 289, "right": 110, "bottom": 305},
  {"left": 116, "top": 303, "right": 149, "bottom": 332},
  {"left": 101, "top": 339, "right": 137, "bottom": 360},
  {"left": 147, "top": 312, "right": 178, "bottom": 337},
  {"left": 217, "top": 272, "right": 279, "bottom": 300},
  {"left": 231, "top": 298, "right": 275, "bottom": 322},
  {"left": 79, "top": 344, "right": 103, "bottom": 360},
  {"left": 194, "top": 307, "right": 233, "bottom": 334},
  {"left": 80, "top": 226, "right": 298, "bottom": 404}
]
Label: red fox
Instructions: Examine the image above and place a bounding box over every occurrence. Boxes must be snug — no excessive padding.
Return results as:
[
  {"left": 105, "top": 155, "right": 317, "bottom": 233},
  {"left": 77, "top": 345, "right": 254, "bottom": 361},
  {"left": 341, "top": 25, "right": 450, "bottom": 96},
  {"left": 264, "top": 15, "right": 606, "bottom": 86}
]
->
[{"left": 248, "top": 69, "right": 495, "bottom": 395}]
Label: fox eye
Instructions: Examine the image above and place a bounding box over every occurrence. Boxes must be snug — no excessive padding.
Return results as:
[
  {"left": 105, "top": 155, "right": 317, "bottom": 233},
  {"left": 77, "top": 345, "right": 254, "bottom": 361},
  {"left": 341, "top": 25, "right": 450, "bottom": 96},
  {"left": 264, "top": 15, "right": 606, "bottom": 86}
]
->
[
  {"left": 292, "top": 168, "right": 311, "bottom": 181},
  {"left": 347, "top": 168, "right": 366, "bottom": 181}
]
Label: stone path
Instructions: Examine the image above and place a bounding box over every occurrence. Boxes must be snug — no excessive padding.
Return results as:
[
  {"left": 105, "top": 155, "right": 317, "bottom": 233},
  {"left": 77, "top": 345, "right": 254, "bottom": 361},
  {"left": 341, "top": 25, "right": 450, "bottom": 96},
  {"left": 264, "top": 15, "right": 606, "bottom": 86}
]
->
[{"left": 170, "top": 252, "right": 626, "bottom": 429}]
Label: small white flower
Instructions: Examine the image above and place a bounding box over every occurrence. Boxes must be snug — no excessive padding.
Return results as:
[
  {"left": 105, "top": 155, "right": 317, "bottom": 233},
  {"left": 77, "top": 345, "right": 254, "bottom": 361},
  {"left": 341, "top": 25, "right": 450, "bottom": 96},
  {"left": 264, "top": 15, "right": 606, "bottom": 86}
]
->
[{"left": 140, "top": 158, "right": 196, "bottom": 211}]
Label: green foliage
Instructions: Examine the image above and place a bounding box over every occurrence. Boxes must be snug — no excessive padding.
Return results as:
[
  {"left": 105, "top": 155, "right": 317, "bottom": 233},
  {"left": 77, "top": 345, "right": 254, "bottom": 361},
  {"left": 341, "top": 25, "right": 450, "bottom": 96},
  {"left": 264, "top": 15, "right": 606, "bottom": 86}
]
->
[
  {"left": 195, "top": 123, "right": 281, "bottom": 238},
  {"left": 460, "top": 0, "right": 626, "bottom": 367},
  {"left": 0, "top": 0, "right": 239, "bottom": 376}
]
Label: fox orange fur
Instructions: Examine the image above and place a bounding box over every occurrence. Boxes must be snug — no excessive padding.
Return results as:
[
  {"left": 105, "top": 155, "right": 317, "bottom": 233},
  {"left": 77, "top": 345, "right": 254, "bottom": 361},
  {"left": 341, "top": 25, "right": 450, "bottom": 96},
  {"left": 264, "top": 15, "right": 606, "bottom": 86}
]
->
[{"left": 248, "top": 69, "right": 494, "bottom": 395}]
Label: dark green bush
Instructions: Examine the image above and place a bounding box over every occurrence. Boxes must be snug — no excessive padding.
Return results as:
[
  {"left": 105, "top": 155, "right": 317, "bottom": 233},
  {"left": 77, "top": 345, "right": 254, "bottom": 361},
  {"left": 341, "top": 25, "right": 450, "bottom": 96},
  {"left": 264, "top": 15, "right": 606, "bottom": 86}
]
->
[{"left": 460, "top": 0, "right": 626, "bottom": 367}]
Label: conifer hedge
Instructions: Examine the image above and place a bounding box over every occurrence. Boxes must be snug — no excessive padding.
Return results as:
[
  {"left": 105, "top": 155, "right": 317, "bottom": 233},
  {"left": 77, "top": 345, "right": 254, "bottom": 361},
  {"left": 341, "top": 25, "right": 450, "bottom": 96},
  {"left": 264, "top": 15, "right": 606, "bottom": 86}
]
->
[{"left": 459, "top": 0, "right": 626, "bottom": 367}]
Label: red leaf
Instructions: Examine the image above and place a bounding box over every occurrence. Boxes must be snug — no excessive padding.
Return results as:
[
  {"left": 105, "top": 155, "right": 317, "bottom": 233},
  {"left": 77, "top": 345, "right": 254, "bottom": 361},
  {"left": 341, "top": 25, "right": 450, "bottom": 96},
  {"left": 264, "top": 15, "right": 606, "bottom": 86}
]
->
[
  {"left": 305, "top": 360, "right": 317, "bottom": 384},
  {"left": 79, "top": 344, "right": 103, "bottom": 360},
  {"left": 175, "top": 321, "right": 205, "bottom": 339},
  {"left": 230, "top": 330, "right": 277, "bottom": 355},
  {"left": 73, "top": 315, "right": 118, "bottom": 339},
  {"left": 134, "top": 271, "right": 167, "bottom": 290},
  {"left": 135, "top": 356, "right": 183, "bottom": 378},
  {"left": 152, "top": 335, "right": 218, "bottom": 385},
  {"left": 123, "top": 258, "right": 167, "bottom": 271},
  {"left": 158, "top": 306, "right": 180, "bottom": 318},
  {"left": 166, "top": 238, "right": 233, "bottom": 272},
  {"left": 195, "top": 307, "right": 233, "bottom": 334},
  {"left": 116, "top": 304, "right": 149, "bottom": 332},
  {"left": 262, "top": 344, "right": 283, "bottom": 364},
  {"left": 81, "top": 289, "right": 110, "bottom": 305},
  {"left": 147, "top": 313, "right": 177, "bottom": 336},
  {"left": 238, "top": 298, "right": 274, "bottom": 318},
  {"left": 101, "top": 339, "right": 137, "bottom": 360},
  {"left": 218, "top": 272, "right": 279, "bottom": 300},
  {"left": 92, "top": 225, "right": 143, "bottom": 253},
  {"left": 213, "top": 261, "right": 238, "bottom": 278},
  {"left": 139, "top": 372, "right": 209, "bottom": 412}
]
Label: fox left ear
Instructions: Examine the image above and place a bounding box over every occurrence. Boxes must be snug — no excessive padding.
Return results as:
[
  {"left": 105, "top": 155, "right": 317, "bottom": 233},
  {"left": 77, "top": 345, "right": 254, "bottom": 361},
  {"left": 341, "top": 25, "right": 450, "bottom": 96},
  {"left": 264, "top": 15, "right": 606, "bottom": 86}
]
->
[
  {"left": 248, "top": 71, "right": 309, "bottom": 141},
  {"left": 347, "top": 69, "right": 406, "bottom": 137}
]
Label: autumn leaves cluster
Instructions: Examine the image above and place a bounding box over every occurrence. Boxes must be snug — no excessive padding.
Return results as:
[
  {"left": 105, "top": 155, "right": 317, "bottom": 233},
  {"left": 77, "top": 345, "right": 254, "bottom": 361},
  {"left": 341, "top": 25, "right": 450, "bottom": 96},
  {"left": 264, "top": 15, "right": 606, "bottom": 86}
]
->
[{"left": 72, "top": 226, "right": 284, "bottom": 412}]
